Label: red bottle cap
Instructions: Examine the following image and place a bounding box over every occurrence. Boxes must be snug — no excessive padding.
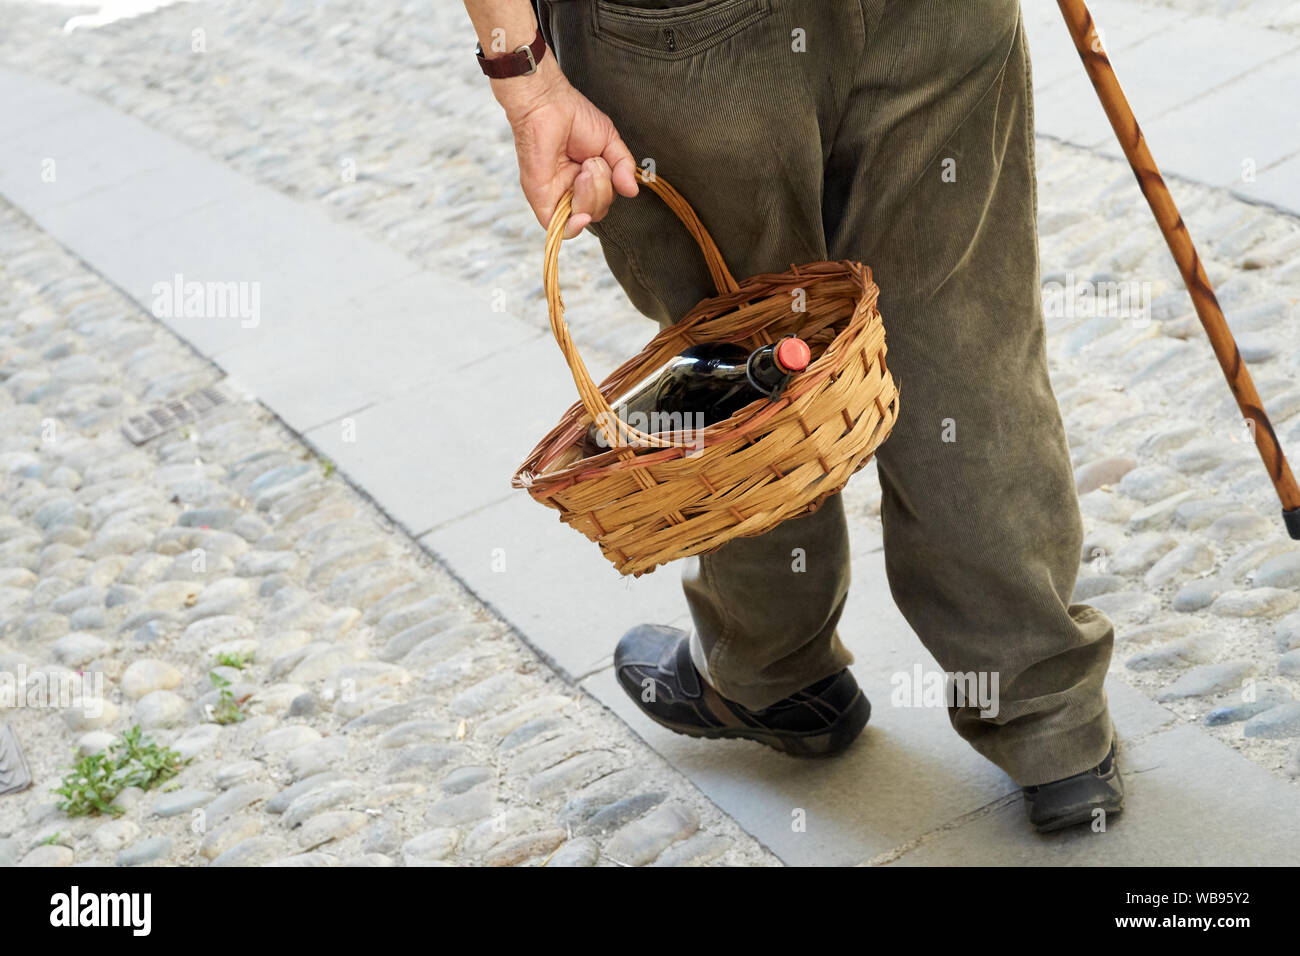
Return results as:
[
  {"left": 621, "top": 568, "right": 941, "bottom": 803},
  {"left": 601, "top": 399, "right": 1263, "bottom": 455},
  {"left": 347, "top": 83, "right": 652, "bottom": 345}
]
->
[{"left": 775, "top": 337, "right": 811, "bottom": 373}]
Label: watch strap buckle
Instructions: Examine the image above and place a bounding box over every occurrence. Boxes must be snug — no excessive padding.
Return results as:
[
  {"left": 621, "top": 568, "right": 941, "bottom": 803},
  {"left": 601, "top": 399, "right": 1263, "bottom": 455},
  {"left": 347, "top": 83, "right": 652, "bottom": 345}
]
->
[{"left": 517, "top": 41, "right": 538, "bottom": 76}]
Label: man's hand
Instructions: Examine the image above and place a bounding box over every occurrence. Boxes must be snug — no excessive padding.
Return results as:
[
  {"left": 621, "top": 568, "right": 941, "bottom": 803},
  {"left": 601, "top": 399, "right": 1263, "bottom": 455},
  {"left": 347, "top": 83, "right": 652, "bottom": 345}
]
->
[
  {"left": 499, "top": 62, "right": 640, "bottom": 238},
  {"left": 464, "top": 0, "right": 637, "bottom": 238}
]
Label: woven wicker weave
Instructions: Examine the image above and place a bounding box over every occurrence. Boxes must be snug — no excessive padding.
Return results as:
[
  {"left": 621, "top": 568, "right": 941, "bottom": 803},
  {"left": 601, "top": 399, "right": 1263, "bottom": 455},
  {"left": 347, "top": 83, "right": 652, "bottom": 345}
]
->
[{"left": 512, "top": 171, "right": 899, "bottom": 576}]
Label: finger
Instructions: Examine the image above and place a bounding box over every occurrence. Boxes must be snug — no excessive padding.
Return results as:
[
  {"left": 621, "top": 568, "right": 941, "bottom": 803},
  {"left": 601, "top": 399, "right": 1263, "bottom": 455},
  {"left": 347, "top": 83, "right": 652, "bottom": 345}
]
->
[
  {"left": 563, "top": 212, "right": 591, "bottom": 239},
  {"left": 603, "top": 135, "right": 640, "bottom": 198},
  {"left": 578, "top": 156, "right": 615, "bottom": 224},
  {"left": 563, "top": 163, "right": 591, "bottom": 238},
  {"left": 563, "top": 169, "right": 600, "bottom": 238},
  {"left": 565, "top": 158, "right": 611, "bottom": 238}
]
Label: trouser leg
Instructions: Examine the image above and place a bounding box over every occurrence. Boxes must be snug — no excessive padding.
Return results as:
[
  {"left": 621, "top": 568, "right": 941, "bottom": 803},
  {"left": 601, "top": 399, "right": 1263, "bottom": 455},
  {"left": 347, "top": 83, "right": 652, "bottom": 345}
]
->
[
  {"left": 540, "top": 0, "right": 864, "bottom": 709},
  {"left": 681, "top": 495, "right": 854, "bottom": 708},
  {"left": 825, "top": 1, "right": 1114, "bottom": 785}
]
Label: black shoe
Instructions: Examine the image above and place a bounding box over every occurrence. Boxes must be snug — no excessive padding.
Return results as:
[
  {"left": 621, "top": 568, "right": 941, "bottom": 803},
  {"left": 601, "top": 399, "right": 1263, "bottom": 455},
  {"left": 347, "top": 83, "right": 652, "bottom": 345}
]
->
[
  {"left": 1022, "top": 742, "right": 1125, "bottom": 833},
  {"left": 613, "top": 624, "right": 870, "bottom": 757}
]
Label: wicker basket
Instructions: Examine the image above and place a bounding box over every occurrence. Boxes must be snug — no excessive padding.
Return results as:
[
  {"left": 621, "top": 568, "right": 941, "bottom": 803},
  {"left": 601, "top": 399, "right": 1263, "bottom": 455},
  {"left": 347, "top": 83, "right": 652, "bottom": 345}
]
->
[{"left": 512, "top": 171, "right": 899, "bottom": 577}]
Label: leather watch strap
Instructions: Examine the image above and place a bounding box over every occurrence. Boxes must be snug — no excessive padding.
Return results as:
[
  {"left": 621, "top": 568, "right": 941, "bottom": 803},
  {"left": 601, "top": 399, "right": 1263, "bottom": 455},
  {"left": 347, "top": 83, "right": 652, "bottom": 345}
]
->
[{"left": 477, "top": 27, "right": 547, "bottom": 79}]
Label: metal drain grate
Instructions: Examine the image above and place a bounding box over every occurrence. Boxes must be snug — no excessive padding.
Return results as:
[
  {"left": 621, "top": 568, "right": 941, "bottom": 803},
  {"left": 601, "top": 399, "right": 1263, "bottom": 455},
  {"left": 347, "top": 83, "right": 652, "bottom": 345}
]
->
[
  {"left": 0, "top": 724, "right": 32, "bottom": 797},
  {"left": 121, "top": 383, "right": 233, "bottom": 445}
]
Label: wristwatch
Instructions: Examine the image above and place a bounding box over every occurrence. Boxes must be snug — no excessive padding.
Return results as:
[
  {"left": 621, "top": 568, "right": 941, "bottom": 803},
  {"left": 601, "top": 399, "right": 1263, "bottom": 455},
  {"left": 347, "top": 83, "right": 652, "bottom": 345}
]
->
[{"left": 476, "top": 27, "right": 548, "bottom": 79}]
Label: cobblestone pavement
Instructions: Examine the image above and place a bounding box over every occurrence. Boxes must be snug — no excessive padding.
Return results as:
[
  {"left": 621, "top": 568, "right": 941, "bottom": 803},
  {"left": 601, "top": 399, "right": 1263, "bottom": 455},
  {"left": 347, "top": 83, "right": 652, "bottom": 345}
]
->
[
  {"left": 0, "top": 202, "right": 777, "bottom": 867},
  {"left": 2, "top": 0, "right": 1300, "bottom": 863}
]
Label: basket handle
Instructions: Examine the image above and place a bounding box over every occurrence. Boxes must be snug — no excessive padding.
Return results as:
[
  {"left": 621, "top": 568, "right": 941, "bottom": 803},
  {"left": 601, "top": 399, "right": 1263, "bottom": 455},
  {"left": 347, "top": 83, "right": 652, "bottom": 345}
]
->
[{"left": 543, "top": 169, "right": 741, "bottom": 449}]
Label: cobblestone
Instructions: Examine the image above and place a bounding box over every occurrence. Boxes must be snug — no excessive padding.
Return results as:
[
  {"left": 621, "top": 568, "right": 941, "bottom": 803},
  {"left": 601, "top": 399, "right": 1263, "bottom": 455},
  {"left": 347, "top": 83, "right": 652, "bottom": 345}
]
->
[
  {"left": 545, "top": 836, "right": 600, "bottom": 868},
  {"left": 1243, "top": 703, "right": 1300, "bottom": 739},
  {"left": 1205, "top": 683, "right": 1292, "bottom": 726},
  {"left": 604, "top": 802, "right": 700, "bottom": 867},
  {"left": 1157, "top": 661, "right": 1257, "bottom": 701},
  {"left": 117, "top": 836, "right": 173, "bottom": 867},
  {"left": 1126, "top": 633, "right": 1216, "bottom": 671}
]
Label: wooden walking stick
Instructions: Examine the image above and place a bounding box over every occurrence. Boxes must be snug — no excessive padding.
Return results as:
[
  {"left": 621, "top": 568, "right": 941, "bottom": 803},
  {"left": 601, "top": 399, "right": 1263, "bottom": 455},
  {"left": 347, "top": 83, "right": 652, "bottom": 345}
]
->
[{"left": 1058, "top": 0, "right": 1300, "bottom": 540}]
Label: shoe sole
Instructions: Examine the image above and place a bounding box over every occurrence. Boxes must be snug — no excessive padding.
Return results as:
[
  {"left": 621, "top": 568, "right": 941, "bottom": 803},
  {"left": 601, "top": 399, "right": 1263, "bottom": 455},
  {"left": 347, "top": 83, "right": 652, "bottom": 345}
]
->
[
  {"left": 1032, "top": 800, "right": 1124, "bottom": 834},
  {"left": 1029, "top": 765, "right": 1126, "bottom": 834},
  {"left": 641, "top": 691, "right": 871, "bottom": 758}
]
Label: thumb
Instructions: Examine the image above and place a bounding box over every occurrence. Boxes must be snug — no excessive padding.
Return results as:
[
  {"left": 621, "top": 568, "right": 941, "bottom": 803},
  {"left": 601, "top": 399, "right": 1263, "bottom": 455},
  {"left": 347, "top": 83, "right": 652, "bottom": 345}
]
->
[{"left": 603, "top": 133, "right": 640, "bottom": 198}]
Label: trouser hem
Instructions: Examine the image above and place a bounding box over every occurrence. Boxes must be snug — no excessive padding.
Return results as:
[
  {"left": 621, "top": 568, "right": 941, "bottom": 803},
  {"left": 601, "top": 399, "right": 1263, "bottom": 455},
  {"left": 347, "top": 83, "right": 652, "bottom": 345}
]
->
[
  {"left": 707, "top": 653, "right": 854, "bottom": 712},
  {"left": 981, "top": 706, "right": 1116, "bottom": 788}
]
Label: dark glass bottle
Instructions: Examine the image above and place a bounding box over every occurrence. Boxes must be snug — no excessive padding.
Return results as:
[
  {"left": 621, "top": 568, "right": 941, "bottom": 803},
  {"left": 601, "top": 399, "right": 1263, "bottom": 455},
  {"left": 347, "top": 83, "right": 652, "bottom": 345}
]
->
[{"left": 583, "top": 336, "right": 811, "bottom": 455}]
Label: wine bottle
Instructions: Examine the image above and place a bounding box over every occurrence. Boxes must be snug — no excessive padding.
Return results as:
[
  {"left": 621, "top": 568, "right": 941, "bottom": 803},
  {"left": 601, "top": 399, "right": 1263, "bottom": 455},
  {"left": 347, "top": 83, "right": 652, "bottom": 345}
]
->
[{"left": 582, "top": 336, "right": 811, "bottom": 456}]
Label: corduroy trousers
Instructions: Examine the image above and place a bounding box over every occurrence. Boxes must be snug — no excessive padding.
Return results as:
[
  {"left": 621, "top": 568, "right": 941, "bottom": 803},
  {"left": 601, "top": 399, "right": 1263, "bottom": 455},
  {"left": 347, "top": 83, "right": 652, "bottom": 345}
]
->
[{"left": 538, "top": 0, "right": 1115, "bottom": 785}]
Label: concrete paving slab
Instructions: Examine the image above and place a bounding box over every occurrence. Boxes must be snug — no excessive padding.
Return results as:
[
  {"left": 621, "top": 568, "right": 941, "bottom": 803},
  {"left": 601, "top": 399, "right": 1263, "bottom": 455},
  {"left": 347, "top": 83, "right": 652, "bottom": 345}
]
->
[
  {"left": 583, "top": 660, "right": 1012, "bottom": 867},
  {"left": 1234, "top": 147, "right": 1300, "bottom": 214},
  {"left": 1023, "top": 0, "right": 1190, "bottom": 91},
  {"left": 1023, "top": 4, "right": 1300, "bottom": 218},
  {"left": 11, "top": 156, "right": 251, "bottom": 259},
  {"left": 1035, "top": 15, "right": 1300, "bottom": 148},
  {"left": 1106, "top": 49, "right": 1300, "bottom": 191},
  {"left": 876, "top": 724, "right": 1300, "bottom": 866},
  {"left": 303, "top": 331, "right": 597, "bottom": 534},
  {"left": 579, "top": 546, "right": 1178, "bottom": 866},
  {"left": 0, "top": 67, "right": 99, "bottom": 140},
  {"left": 0, "top": 122, "right": 179, "bottom": 221},
  {"left": 216, "top": 271, "right": 549, "bottom": 430},
  {"left": 422, "top": 491, "right": 685, "bottom": 679},
  {"left": 0, "top": 73, "right": 443, "bottom": 361},
  {"left": 0, "top": 69, "right": 218, "bottom": 216}
]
